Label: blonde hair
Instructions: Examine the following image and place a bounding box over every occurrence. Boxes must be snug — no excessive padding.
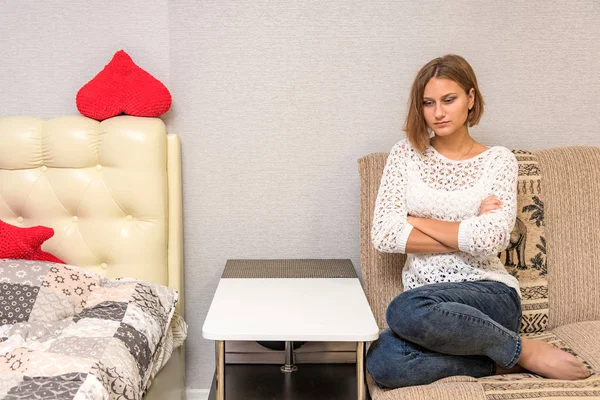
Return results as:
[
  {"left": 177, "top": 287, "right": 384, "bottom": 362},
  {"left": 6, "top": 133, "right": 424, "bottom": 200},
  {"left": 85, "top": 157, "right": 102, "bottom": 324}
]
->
[{"left": 404, "top": 54, "right": 485, "bottom": 153}]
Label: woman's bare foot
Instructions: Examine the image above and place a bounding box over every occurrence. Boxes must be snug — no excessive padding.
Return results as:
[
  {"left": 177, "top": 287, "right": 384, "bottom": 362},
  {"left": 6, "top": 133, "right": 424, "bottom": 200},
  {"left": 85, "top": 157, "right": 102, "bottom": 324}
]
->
[{"left": 517, "top": 338, "right": 590, "bottom": 380}]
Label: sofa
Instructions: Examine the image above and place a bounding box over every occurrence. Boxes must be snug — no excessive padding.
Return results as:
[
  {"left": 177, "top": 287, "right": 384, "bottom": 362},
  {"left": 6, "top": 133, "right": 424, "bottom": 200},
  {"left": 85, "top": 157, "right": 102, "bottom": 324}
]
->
[{"left": 358, "top": 146, "right": 600, "bottom": 400}]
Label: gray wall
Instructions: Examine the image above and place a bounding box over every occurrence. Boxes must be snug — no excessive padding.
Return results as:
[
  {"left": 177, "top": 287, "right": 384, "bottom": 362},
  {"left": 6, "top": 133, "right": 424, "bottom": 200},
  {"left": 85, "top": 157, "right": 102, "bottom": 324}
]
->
[
  {"left": 1, "top": 0, "right": 599, "bottom": 391},
  {"left": 0, "top": 0, "right": 170, "bottom": 117}
]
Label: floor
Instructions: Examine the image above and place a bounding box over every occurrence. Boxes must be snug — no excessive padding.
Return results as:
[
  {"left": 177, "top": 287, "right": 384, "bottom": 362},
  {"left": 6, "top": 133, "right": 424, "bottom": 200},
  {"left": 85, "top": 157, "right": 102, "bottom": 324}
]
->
[{"left": 208, "top": 363, "right": 368, "bottom": 400}]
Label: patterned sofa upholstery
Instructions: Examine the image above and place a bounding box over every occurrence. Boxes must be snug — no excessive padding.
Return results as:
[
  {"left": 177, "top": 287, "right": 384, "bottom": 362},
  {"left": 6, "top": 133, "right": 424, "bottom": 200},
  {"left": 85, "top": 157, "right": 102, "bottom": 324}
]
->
[{"left": 358, "top": 146, "right": 600, "bottom": 400}]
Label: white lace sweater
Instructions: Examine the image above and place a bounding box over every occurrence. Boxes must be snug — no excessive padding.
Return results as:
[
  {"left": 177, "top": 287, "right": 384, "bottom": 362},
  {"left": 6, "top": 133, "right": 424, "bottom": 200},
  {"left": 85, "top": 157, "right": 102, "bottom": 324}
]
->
[{"left": 372, "top": 139, "right": 520, "bottom": 294}]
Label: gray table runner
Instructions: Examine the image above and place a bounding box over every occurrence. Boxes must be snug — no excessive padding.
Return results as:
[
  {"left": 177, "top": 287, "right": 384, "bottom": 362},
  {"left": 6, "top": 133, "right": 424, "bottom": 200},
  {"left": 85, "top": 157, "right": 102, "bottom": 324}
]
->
[{"left": 222, "top": 259, "right": 357, "bottom": 279}]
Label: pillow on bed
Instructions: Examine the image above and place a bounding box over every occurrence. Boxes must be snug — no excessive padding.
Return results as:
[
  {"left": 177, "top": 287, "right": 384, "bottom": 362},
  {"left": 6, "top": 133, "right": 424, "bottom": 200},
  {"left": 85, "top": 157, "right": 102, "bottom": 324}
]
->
[
  {"left": 75, "top": 276, "right": 180, "bottom": 375},
  {"left": 0, "top": 220, "right": 65, "bottom": 263},
  {"left": 0, "top": 259, "right": 100, "bottom": 325},
  {"left": 0, "top": 263, "right": 181, "bottom": 398},
  {"left": 0, "top": 258, "right": 178, "bottom": 330}
]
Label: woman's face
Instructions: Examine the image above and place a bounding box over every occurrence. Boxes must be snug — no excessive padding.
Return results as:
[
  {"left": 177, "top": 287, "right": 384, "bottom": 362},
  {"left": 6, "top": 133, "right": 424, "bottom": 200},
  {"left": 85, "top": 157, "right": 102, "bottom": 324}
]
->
[{"left": 422, "top": 77, "right": 474, "bottom": 137}]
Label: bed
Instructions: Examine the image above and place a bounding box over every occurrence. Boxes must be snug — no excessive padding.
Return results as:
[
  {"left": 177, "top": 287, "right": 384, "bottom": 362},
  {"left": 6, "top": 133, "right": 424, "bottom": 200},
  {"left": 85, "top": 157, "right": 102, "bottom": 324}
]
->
[{"left": 0, "top": 115, "right": 186, "bottom": 399}]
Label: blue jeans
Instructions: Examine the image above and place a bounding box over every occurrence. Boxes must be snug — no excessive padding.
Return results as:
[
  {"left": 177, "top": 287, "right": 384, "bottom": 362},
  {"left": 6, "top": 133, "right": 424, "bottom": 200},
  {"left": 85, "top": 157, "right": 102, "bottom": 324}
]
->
[{"left": 366, "top": 281, "right": 522, "bottom": 388}]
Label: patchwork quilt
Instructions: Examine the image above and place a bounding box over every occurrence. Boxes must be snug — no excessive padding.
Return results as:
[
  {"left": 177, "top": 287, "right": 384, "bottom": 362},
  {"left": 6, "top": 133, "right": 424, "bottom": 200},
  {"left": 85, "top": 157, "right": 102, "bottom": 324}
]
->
[{"left": 0, "top": 259, "right": 186, "bottom": 400}]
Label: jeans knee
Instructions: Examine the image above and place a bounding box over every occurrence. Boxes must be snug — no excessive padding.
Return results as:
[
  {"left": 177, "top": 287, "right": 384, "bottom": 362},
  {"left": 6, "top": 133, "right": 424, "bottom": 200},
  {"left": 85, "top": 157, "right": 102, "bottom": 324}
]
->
[
  {"left": 366, "top": 330, "right": 417, "bottom": 389},
  {"left": 366, "top": 344, "right": 390, "bottom": 387},
  {"left": 386, "top": 291, "right": 429, "bottom": 339},
  {"left": 366, "top": 339, "right": 405, "bottom": 388}
]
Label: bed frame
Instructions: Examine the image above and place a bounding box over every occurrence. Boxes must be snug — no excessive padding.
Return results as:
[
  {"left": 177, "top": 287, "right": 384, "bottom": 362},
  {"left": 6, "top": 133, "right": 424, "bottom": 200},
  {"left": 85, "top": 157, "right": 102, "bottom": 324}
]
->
[{"left": 0, "top": 115, "right": 185, "bottom": 399}]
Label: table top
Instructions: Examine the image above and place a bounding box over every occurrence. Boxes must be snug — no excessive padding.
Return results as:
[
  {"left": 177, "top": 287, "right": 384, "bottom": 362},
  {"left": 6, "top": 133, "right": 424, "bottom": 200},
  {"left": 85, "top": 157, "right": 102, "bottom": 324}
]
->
[{"left": 202, "top": 260, "right": 379, "bottom": 342}]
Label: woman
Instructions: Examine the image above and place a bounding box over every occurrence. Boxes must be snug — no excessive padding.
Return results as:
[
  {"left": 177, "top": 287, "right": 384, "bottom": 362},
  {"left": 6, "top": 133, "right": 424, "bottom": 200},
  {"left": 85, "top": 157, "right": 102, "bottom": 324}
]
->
[{"left": 366, "top": 54, "right": 589, "bottom": 388}]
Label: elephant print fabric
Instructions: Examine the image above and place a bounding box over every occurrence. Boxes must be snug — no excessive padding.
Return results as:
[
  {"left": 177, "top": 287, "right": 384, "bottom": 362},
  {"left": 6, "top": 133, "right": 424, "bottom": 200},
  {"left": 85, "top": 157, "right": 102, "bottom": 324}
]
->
[{"left": 501, "top": 150, "right": 549, "bottom": 334}]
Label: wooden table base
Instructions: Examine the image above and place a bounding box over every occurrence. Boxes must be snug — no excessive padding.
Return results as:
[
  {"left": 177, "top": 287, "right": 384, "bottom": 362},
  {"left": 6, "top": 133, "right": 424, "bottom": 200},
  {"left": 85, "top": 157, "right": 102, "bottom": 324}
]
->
[
  {"left": 213, "top": 341, "right": 367, "bottom": 400},
  {"left": 208, "top": 363, "right": 369, "bottom": 400}
]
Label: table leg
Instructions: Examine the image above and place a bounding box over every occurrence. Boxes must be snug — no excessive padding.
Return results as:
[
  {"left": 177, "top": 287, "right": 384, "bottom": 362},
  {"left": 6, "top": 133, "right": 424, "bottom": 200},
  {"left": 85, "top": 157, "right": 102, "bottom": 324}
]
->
[
  {"left": 216, "top": 340, "right": 225, "bottom": 400},
  {"left": 281, "top": 341, "right": 298, "bottom": 373},
  {"left": 357, "top": 342, "right": 366, "bottom": 400}
]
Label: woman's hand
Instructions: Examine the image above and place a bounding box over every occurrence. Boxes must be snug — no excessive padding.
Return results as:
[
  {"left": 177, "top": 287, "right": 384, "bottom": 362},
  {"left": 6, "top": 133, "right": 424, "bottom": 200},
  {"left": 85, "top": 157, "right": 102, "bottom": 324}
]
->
[{"left": 478, "top": 195, "right": 503, "bottom": 216}]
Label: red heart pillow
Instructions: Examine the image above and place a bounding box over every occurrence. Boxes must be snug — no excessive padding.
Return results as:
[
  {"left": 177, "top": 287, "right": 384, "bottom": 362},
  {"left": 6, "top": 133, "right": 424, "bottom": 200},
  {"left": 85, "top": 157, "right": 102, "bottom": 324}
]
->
[
  {"left": 76, "top": 50, "right": 172, "bottom": 121},
  {"left": 0, "top": 220, "right": 65, "bottom": 263}
]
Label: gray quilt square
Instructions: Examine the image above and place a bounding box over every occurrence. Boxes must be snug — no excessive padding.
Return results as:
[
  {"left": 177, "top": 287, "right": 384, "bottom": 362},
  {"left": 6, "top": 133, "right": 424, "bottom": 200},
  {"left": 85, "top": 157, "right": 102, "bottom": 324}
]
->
[
  {"left": 114, "top": 323, "right": 152, "bottom": 377},
  {"left": 48, "top": 337, "right": 111, "bottom": 360},
  {"left": 4, "top": 372, "right": 86, "bottom": 400},
  {"left": 73, "top": 301, "right": 128, "bottom": 323},
  {"left": 0, "top": 283, "right": 39, "bottom": 324}
]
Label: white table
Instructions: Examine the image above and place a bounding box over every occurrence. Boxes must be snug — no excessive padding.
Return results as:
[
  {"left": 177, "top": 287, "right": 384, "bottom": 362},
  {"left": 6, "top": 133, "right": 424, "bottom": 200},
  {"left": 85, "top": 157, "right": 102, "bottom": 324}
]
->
[{"left": 203, "top": 259, "right": 379, "bottom": 400}]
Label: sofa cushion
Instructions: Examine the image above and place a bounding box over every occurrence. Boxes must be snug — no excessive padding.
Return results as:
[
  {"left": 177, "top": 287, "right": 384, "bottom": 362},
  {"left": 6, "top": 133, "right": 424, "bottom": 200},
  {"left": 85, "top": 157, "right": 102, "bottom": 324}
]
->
[
  {"left": 479, "top": 326, "right": 599, "bottom": 400},
  {"left": 551, "top": 321, "right": 600, "bottom": 371},
  {"left": 503, "top": 151, "right": 549, "bottom": 334},
  {"left": 368, "top": 374, "right": 486, "bottom": 400},
  {"left": 368, "top": 322, "right": 600, "bottom": 400},
  {"left": 536, "top": 147, "right": 600, "bottom": 330}
]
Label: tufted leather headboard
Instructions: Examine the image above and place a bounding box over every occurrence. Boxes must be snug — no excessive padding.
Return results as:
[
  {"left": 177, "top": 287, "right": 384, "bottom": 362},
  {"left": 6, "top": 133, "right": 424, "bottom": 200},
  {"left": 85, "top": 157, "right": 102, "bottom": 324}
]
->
[{"left": 0, "top": 115, "right": 184, "bottom": 315}]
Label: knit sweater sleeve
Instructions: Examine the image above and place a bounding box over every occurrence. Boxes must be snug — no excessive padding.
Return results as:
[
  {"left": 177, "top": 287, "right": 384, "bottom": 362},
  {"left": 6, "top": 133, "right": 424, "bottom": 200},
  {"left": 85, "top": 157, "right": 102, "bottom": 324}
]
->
[
  {"left": 371, "top": 140, "right": 414, "bottom": 254},
  {"left": 458, "top": 149, "right": 518, "bottom": 257}
]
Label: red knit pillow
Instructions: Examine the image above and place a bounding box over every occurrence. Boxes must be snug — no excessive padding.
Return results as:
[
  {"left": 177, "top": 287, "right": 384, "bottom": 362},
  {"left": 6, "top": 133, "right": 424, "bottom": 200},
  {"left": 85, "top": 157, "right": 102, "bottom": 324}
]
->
[
  {"left": 76, "top": 50, "right": 172, "bottom": 121},
  {"left": 0, "top": 220, "right": 65, "bottom": 264}
]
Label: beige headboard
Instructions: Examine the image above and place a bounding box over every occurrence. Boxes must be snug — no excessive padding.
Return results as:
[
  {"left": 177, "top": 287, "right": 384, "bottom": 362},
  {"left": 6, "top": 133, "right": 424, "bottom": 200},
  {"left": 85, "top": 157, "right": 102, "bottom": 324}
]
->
[{"left": 0, "top": 115, "right": 184, "bottom": 315}]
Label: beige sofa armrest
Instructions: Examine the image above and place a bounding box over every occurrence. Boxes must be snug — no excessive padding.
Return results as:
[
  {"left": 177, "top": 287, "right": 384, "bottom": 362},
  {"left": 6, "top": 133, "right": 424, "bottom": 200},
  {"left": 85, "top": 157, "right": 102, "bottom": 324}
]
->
[{"left": 358, "top": 153, "right": 406, "bottom": 330}]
